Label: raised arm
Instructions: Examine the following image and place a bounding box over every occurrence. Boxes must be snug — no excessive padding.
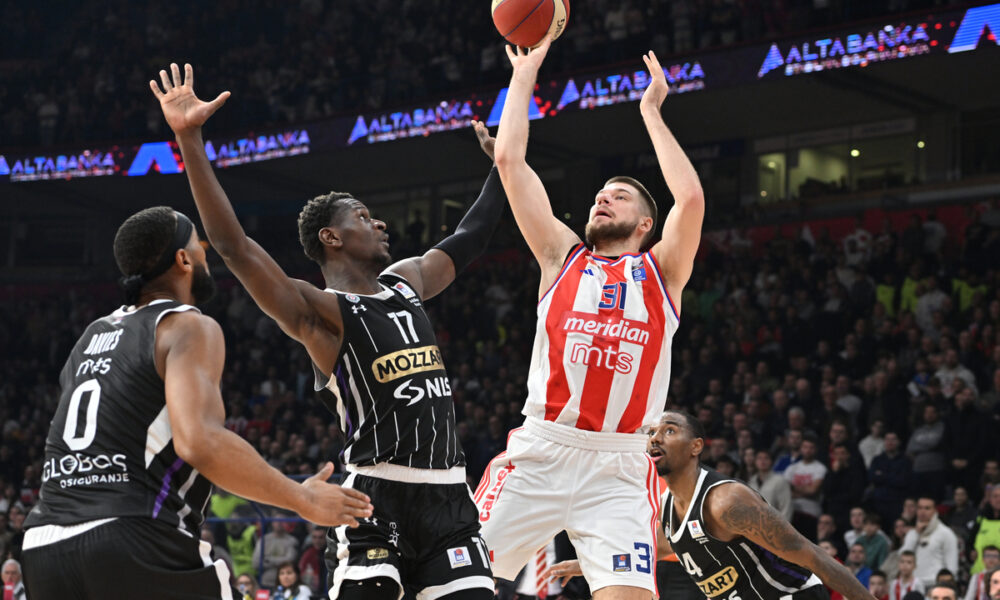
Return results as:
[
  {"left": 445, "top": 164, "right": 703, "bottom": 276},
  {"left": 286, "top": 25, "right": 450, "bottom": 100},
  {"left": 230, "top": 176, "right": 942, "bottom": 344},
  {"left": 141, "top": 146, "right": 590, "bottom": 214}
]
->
[
  {"left": 385, "top": 121, "right": 506, "bottom": 300},
  {"left": 705, "top": 484, "right": 875, "bottom": 600},
  {"left": 150, "top": 64, "right": 336, "bottom": 351},
  {"left": 494, "top": 40, "right": 580, "bottom": 281},
  {"left": 641, "top": 52, "right": 705, "bottom": 305},
  {"left": 157, "top": 310, "right": 373, "bottom": 527}
]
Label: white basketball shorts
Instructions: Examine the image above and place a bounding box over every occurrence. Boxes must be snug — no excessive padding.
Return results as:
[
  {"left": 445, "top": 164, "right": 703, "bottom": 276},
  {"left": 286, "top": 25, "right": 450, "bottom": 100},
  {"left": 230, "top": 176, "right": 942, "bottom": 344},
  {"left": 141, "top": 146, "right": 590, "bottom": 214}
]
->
[{"left": 474, "top": 416, "right": 660, "bottom": 593}]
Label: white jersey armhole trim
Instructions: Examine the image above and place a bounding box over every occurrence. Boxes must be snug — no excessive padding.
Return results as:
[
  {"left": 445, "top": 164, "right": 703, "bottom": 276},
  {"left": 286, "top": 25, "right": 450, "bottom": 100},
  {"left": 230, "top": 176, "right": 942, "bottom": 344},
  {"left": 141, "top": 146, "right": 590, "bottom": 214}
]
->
[{"left": 669, "top": 468, "right": 708, "bottom": 543}]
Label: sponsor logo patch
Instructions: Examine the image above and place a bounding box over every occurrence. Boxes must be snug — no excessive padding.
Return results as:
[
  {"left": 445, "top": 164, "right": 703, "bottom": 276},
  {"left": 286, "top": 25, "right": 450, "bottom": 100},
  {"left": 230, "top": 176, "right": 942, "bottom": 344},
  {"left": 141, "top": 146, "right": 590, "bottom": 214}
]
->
[
  {"left": 393, "top": 282, "right": 417, "bottom": 299},
  {"left": 696, "top": 566, "right": 739, "bottom": 597},
  {"left": 367, "top": 548, "right": 390, "bottom": 560},
  {"left": 612, "top": 553, "right": 632, "bottom": 572},
  {"left": 448, "top": 546, "right": 472, "bottom": 568},
  {"left": 632, "top": 263, "right": 647, "bottom": 281},
  {"left": 688, "top": 519, "right": 706, "bottom": 538},
  {"left": 371, "top": 345, "right": 444, "bottom": 383}
]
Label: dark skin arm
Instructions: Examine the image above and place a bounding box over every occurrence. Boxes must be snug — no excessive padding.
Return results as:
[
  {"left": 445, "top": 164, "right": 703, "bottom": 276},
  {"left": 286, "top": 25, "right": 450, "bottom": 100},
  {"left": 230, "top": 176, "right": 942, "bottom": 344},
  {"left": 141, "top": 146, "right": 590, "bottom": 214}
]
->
[
  {"left": 156, "top": 311, "right": 372, "bottom": 526},
  {"left": 384, "top": 120, "right": 497, "bottom": 300},
  {"left": 703, "top": 483, "right": 875, "bottom": 600},
  {"left": 151, "top": 63, "right": 343, "bottom": 374}
]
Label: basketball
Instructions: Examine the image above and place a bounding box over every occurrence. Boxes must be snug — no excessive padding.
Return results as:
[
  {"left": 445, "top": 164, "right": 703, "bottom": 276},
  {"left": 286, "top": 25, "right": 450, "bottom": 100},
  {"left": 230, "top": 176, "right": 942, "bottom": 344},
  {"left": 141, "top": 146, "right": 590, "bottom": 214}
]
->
[{"left": 491, "top": 0, "right": 569, "bottom": 48}]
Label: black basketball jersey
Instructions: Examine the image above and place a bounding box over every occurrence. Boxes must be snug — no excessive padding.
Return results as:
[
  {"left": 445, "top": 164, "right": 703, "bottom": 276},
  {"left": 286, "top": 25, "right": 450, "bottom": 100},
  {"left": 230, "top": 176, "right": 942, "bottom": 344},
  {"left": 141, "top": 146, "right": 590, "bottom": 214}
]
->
[
  {"left": 25, "top": 300, "right": 213, "bottom": 534},
  {"left": 663, "top": 467, "right": 821, "bottom": 600},
  {"left": 314, "top": 273, "right": 463, "bottom": 469}
]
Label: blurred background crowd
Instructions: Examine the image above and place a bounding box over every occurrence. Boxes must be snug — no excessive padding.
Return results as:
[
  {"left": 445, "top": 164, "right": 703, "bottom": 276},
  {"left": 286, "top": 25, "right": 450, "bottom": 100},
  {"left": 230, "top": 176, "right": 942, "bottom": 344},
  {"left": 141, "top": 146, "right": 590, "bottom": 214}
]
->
[
  {"left": 1, "top": 199, "right": 999, "bottom": 598},
  {"left": 0, "top": 0, "right": 967, "bottom": 148}
]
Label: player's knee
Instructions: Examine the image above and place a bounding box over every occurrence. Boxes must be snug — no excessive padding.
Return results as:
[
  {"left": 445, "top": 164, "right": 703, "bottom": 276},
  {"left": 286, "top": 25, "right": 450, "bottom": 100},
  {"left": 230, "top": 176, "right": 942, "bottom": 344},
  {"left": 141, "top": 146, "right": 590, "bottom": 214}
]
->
[
  {"left": 338, "top": 576, "right": 400, "bottom": 600},
  {"left": 435, "top": 585, "right": 497, "bottom": 600}
]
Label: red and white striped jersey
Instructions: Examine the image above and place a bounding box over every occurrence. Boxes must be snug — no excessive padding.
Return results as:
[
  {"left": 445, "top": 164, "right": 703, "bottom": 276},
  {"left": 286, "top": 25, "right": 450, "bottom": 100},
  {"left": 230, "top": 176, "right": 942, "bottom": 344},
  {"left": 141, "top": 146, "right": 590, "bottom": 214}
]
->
[{"left": 524, "top": 243, "right": 679, "bottom": 434}]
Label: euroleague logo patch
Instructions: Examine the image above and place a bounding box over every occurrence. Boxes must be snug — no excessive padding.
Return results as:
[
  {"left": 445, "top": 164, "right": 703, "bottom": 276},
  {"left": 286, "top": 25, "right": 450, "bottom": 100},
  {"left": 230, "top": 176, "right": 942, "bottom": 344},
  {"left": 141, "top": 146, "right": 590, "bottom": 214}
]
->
[
  {"left": 612, "top": 553, "right": 632, "bottom": 572},
  {"left": 448, "top": 546, "right": 472, "bottom": 569},
  {"left": 393, "top": 282, "right": 417, "bottom": 299}
]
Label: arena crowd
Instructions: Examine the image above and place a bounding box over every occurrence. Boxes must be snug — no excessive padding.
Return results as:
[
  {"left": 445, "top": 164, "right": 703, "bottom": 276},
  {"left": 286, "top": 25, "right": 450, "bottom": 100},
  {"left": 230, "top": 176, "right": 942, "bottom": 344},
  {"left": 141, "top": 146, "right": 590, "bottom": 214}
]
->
[
  {"left": 1, "top": 198, "right": 999, "bottom": 598},
  {"left": 0, "top": 0, "right": 965, "bottom": 148}
]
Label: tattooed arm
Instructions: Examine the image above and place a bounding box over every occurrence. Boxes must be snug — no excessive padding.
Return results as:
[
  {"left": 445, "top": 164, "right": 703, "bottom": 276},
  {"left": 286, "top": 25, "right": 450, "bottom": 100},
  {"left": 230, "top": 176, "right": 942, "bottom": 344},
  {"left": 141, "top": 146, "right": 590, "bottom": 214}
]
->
[{"left": 702, "top": 483, "right": 875, "bottom": 600}]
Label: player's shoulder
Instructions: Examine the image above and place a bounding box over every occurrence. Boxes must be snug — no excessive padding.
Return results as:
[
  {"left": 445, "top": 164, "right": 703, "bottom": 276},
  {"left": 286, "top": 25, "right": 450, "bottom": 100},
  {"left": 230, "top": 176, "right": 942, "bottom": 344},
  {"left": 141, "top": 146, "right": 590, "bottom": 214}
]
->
[
  {"left": 156, "top": 308, "right": 222, "bottom": 343},
  {"left": 703, "top": 475, "right": 759, "bottom": 512}
]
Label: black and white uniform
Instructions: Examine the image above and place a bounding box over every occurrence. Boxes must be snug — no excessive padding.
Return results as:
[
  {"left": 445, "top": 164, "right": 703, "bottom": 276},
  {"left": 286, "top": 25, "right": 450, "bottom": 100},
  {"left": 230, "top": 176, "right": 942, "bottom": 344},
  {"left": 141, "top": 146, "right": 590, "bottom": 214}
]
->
[
  {"left": 21, "top": 300, "right": 236, "bottom": 600},
  {"left": 663, "top": 467, "right": 829, "bottom": 600},
  {"left": 315, "top": 274, "right": 491, "bottom": 600}
]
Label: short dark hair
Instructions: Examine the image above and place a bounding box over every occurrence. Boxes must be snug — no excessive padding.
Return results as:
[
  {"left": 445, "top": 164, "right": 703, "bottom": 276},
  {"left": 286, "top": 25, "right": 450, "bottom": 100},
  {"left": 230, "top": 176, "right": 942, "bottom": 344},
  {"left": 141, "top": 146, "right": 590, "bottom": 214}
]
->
[
  {"left": 864, "top": 512, "right": 881, "bottom": 526},
  {"left": 900, "top": 550, "right": 916, "bottom": 559},
  {"left": 604, "top": 175, "right": 658, "bottom": 250},
  {"left": 297, "top": 192, "right": 355, "bottom": 263},
  {"left": 661, "top": 410, "right": 706, "bottom": 456},
  {"left": 870, "top": 571, "right": 887, "bottom": 580},
  {"left": 113, "top": 206, "right": 177, "bottom": 276}
]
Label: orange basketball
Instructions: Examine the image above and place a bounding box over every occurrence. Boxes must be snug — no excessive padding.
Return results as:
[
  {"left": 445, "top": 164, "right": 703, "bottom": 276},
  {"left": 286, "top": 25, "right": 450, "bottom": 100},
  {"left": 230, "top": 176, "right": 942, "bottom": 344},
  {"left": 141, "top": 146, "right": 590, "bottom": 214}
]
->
[{"left": 491, "top": 0, "right": 570, "bottom": 49}]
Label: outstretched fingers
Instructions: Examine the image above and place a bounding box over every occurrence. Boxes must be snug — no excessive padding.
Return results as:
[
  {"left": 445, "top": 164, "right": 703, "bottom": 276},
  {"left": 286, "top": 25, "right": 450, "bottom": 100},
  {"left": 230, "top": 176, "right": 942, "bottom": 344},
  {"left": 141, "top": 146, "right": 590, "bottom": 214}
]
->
[
  {"left": 170, "top": 62, "right": 182, "bottom": 88},
  {"left": 149, "top": 79, "right": 165, "bottom": 98},
  {"left": 159, "top": 69, "right": 173, "bottom": 92},
  {"left": 184, "top": 63, "right": 194, "bottom": 87},
  {"left": 208, "top": 91, "right": 232, "bottom": 113}
]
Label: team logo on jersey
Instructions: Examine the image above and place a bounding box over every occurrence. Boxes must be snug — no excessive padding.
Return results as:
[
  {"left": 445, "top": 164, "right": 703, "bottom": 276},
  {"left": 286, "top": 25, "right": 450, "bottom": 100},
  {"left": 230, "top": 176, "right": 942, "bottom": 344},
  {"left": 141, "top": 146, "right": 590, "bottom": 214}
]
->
[
  {"left": 696, "top": 566, "right": 739, "bottom": 597},
  {"left": 345, "top": 293, "right": 361, "bottom": 303},
  {"left": 612, "top": 553, "right": 632, "bottom": 572},
  {"left": 367, "top": 548, "right": 390, "bottom": 560},
  {"left": 688, "top": 519, "right": 706, "bottom": 538},
  {"left": 448, "top": 546, "right": 473, "bottom": 568},
  {"left": 632, "top": 263, "right": 647, "bottom": 281},
  {"left": 372, "top": 345, "right": 445, "bottom": 383},
  {"left": 393, "top": 376, "right": 452, "bottom": 405},
  {"left": 393, "top": 282, "right": 417, "bottom": 299}
]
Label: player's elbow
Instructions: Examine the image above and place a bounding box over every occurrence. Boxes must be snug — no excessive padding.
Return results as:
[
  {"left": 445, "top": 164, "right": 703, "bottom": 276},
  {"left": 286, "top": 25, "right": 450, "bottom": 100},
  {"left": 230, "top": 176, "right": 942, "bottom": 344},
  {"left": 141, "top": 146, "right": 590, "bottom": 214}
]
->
[
  {"left": 679, "top": 185, "right": 705, "bottom": 209},
  {"left": 493, "top": 144, "right": 523, "bottom": 171},
  {"left": 173, "top": 427, "right": 216, "bottom": 469}
]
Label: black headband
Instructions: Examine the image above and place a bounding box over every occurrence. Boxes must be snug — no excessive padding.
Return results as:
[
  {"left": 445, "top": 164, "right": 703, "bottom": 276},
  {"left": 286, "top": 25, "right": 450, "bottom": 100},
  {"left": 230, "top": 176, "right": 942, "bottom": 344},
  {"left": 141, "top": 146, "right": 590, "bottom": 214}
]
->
[{"left": 120, "top": 211, "right": 195, "bottom": 305}]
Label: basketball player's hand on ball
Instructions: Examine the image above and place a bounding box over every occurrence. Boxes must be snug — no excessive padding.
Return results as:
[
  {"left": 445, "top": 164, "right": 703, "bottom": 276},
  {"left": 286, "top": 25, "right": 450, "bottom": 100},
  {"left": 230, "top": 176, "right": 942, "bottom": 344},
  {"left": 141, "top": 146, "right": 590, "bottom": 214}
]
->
[
  {"left": 544, "top": 559, "right": 582, "bottom": 586},
  {"left": 298, "top": 462, "right": 374, "bottom": 527},
  {"left": 472, "top": 120, "right": 496, "bottom": 161},
  {"left": 149, "top": 63, "right": 231, "bottom": 134},
  {"left": 505, "top": 36, "right": 553, "bottom": 80},
  {"left": 640, "top": 51, "right": 669, "bottom": 112}
]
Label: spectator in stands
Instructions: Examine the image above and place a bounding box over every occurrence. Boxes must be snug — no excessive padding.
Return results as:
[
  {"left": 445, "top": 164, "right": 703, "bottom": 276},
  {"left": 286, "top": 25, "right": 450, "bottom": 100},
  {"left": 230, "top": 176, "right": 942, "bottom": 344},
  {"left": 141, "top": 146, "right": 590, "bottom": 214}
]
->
[
  {"left": 298, "top": 527, "right": 327, "bottom": 595},
  {"left": 903, "top": 497, "right": 960, "bottom": 587},
  {"left": 987, "top": 567, "right": 1000, "bottom": 600},
  {"left": 824, "top": 443, "right": 866, "bottom": 533},
  {"left": 907, "top": 403, "right": 948, "bottom": 500},
  {"left": 774, "top": 427, "right": 804, "bottom": 473},
  {"left": 938, "top": 350, "right": 980, "bottom": 398},
  {"left": 785, "top": 433, "right": 827, "bottom": 536},
  {"left": 966, "top": 547, "right": 1000, "bottom": 600},
  {"left": 202, "top": 525, "right": 234, "bottom": 576},
  {"left": 846, "top": 507, "right": 867, "bottom": 548},
  {"left": 818, "top": 513, "right": 847, "bottom": 557},
  {"left": 1, "top": 559, "right": 25, "bottom": 600},
  {"left": 857, "top": 513, "right": 890, "bottom": 570},
  {"left": 273, "top": 561, "right": 312, "bottom": 599},
  {"left": 929, "top": 583, "right": 959, "bottom": 600},
  {"left": 236, "top": 572, "right": 267, "bottom": 600},
  {"left": 848, "top": 543, "right": 873, "bottom": 587},
  {"left": 859, "top": 419, "right": 886, "bottom": 469},
  {"left": 870, "top": 570, "right": 889, "bottom": 600},
  {"left": 253, "top": 522, "right": 299, "bottom": 587},
  {"left": 946, "top": 487, "right": 980, "bottom": 545},
  {"left": 890, "top": 551, "right": 925, "bottom": 600},
  {"left": 971, "top": 489, "right": 1000, "bottom": 574},
  {"left": 869, "top": 431, "right": 912, "bottom": 527},
  {"left": 748, "top": 449, "right": 794, "bottom": 521}
]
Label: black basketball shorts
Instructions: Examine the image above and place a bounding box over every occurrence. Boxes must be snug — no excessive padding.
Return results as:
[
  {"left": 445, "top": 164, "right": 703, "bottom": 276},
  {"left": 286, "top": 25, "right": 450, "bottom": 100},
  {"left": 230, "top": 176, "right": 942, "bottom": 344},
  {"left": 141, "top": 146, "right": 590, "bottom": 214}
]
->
[
  {"left": 22, "top": 517, "right": 238, "bottom": 600},
  {"left": 326, "top": 472, "right": 494, "bottom": 600}
]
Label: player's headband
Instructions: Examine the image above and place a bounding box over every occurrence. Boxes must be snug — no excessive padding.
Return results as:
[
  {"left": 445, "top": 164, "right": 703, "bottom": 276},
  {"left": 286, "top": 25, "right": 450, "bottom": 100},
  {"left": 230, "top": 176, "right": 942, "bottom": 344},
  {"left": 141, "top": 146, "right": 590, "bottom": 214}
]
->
[{"left": 120, "top": 211, "right": 196, "bottom": 305}]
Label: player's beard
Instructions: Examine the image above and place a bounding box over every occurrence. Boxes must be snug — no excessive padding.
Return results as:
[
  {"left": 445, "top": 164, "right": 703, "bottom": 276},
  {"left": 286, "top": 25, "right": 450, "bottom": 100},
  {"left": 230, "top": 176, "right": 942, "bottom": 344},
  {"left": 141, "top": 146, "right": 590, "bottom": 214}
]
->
[
  {"left": 585, "top": 218, "right": 638, "bottom": 248},
  {"left": 191, "top": 263, "right": 217, "bottom": 306}
]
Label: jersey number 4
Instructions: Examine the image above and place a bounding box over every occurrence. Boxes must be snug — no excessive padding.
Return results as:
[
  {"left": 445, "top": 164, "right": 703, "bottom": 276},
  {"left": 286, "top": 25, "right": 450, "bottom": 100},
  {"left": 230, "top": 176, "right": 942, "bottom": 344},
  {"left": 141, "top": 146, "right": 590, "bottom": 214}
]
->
[{"left": 63, "top": 379, "right": 102, "bottom": 451}]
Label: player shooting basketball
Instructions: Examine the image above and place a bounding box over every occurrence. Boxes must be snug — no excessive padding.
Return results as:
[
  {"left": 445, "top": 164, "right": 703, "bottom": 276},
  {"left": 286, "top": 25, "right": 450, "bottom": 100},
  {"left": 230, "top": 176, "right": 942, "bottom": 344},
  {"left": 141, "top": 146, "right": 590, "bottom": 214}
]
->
[{"left": 473, "top": 40, "right": 703, "bottom": 600}]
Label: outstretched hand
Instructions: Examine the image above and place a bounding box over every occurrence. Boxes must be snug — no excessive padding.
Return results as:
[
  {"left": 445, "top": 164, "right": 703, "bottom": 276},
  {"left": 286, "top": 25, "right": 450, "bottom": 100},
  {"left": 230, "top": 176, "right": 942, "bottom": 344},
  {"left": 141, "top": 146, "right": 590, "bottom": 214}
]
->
[
  {"left": 640, "top": 51, "right": 669, "bottom": 112},
  {"left": 472, "top": 120, "right": 496, "bottom": 161},
  {"left": 505, "top": 36, "right": 553, "bottom": 79},
  {"left": 150, "top": 63, "right": 231, "bottom": 134},
  {"left": 296, "top": 462, "right": 374, "bottom": 528}
]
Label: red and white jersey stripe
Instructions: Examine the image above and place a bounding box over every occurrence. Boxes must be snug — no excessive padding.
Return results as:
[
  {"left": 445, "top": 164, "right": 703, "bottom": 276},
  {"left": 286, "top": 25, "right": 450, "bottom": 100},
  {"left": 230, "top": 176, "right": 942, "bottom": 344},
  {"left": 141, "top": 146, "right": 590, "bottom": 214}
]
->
[{"left": 524, "top": 244, "right": 679, "bottom": 433}]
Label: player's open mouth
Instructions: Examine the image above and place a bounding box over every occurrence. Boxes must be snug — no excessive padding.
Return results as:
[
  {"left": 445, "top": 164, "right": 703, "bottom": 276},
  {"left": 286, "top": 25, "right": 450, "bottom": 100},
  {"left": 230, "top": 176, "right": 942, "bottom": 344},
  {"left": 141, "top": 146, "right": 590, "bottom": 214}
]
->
[
  {"left": 648, "top": 447, "right": 664, "bottom": 462},
  {"left": 594, "top": 209, "right": 613, "bottom": 219}
]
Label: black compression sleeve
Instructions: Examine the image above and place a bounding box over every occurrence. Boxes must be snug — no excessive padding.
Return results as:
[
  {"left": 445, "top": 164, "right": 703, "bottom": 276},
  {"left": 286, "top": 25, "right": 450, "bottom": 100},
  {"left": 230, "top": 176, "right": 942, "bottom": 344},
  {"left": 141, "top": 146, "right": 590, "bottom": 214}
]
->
[{"left": 432, "top": 165, "right": 505, "bottom": 273}]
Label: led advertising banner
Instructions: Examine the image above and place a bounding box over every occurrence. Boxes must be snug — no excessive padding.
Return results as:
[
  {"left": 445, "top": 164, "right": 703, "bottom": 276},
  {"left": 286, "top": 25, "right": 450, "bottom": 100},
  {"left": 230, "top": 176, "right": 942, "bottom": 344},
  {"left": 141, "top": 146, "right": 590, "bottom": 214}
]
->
[{"left": 2, "top": 2, "right": 997, "bottom": 183}]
